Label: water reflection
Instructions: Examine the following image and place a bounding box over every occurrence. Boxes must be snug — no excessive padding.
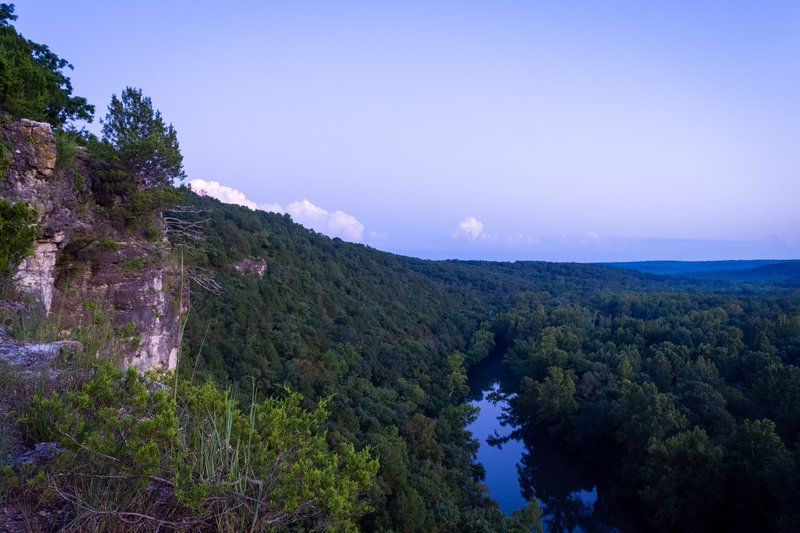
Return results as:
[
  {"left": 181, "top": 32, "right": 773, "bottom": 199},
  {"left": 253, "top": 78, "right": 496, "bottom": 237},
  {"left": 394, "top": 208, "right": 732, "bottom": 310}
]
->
[
  {"left": 467, "top": 382, "right": 528, "bottom": 514},
  {"left": 468, "top": 376, "right": 624, "bottom": 532},
  {"left": 517, "top": 427, "right": 617, "bottom": 532}
]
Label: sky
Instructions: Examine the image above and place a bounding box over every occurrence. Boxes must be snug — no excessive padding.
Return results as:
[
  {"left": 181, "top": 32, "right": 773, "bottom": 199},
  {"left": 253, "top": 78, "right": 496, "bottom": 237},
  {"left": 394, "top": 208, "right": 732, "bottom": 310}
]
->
[{"left": 14, "top": 1, "right": 800, "bottom": 261}]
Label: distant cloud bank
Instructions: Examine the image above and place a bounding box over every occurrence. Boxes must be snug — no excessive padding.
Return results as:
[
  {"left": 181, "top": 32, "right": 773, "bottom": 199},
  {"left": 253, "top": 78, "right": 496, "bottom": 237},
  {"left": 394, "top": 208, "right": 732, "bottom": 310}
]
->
[
  {"left": 188, "top": 179, "right": 365, "bottom": 242},
  {"left": 452, "top": 216, "right": 541, "bottom": 247},
  {"left": 280, "top": 199, "right": 365, "bottom": 242},
  {"left": 188, "top": 179, "right": 257, "bottom": 210}
]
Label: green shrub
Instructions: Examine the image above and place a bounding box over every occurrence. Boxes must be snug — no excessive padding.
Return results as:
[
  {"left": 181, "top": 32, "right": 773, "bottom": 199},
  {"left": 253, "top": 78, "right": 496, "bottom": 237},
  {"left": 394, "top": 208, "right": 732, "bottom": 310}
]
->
[
  {"left": 120, "top": 256, "right": 145, "bottom": 272},
  {"left": 0, "top": 200, "right": 38, "bottom": 278},
  {"left": 92, "top": 182, "right": 183, "bottom": 238},
  {"left": 97, "top": 238, "right": 119, "bottom": 252},
  {"left": 55, "top": 129, "right": 79, "bottom": 171},
  {"left": 11, "top": 365, "right": 378, "bottom": 531},
  {"left": 0, "top": 5, "right": 93, "bottom": 127},
  {"left": 0, "top": 138, "right": 11, "bottom": 174}
]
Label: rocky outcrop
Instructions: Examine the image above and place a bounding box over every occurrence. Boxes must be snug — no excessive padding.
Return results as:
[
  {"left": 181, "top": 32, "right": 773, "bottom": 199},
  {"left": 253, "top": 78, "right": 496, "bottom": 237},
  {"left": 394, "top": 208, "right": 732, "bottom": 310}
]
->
[
  {"left": 11, "top": 442, "right": 62, "bottom": 472},
  {"left": 1, "top": 119, "right": 184, "bottom": 371},
  {"left": 0, "top": 329, "right": 83, "bottom": 378},
  {"left": 2, "top": 119, "right": 85, "bottom": 313},
  {"left": 14, "top": 236, "right": 62, "bottom": 312},
  {"left": 52, "top": 240, "right": 185, "bottom": 370},
  {"left": 2, "top": 119, "right": 57, "bottom": 181},
  {"left": 233, "top": 257, "right": 267, "bottom": 278}
]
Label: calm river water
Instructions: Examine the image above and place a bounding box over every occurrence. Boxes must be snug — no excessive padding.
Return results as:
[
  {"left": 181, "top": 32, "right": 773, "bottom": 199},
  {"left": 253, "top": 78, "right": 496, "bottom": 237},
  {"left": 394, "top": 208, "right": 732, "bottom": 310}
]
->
[{"left": 466, "top": 360, "right": 636, "bottom": 532}]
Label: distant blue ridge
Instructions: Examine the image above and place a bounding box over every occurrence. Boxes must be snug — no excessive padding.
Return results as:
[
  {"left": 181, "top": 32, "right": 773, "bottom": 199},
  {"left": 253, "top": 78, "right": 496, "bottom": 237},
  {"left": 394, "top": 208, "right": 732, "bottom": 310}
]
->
[{"left": 600, "top": 260, "right": 800, "bottom": 285}]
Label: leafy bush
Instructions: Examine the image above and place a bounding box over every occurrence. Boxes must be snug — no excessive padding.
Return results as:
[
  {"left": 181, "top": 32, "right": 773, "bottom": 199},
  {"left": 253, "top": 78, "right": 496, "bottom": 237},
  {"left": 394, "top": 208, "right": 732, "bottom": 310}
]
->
[
  {"left": 10, "top": 364, "right": 378, "bottom": 531},
  {"left": 92, "top": 183, "right": 183, "bottom": 238},
  {"left": 0, "top": 4, "right": 93, "bottom": 126},
  {"left": 97, "top": 238, "right": 120, "bottom": 252},
  {"left": 0, "top": 199, "right": 38, "bottom": 278},
  {"left": 0, "top": 138, "right": 11, "bottom": 173},
  {"left": 120, "top": 256, "right": 146, "bottom": 273},
  {"left": 54, "top": 128, "right": 94, "bottom": 172}
]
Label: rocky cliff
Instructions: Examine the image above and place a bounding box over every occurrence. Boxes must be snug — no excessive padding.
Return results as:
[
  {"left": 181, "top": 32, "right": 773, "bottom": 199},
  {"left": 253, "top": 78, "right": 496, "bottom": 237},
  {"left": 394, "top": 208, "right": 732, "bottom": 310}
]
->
[
  {"left": 2, "top": 119, "right": 79, "bottom": 312},
  {"left": 1, "top": 119, "right": 184, "bottom": 370}
]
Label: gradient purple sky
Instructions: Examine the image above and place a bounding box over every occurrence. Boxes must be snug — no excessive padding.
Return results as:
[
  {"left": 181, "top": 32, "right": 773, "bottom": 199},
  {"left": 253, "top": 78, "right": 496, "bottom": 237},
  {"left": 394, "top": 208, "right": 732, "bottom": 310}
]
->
[{"left": 16, "top": 1, "right": 800, "bottom": 261}]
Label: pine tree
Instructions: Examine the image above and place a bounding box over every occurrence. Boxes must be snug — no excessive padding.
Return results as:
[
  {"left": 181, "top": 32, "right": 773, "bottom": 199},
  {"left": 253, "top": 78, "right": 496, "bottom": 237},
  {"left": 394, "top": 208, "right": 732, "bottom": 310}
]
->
[{"left": 101, "top": 87, "right": 185, "bottom": 189}]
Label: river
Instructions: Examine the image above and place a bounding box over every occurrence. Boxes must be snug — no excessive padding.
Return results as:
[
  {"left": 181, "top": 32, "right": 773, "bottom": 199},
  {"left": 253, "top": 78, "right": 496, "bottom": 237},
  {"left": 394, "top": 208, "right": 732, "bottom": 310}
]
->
[{"left": 467, "top": 359, "right": 637, "bottom": 532}]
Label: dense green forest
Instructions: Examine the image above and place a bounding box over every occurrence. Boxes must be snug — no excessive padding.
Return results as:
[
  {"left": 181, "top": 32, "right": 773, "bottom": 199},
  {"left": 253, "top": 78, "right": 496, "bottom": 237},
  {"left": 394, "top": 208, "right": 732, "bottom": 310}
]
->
[
  {"left": 482, "top": 285, "right": 800, "bottom": 531},
  {"left": 178, "top": 193, "right": 555, "bottom": 531},
  {"left": 177, "top": 193, "right": 800, "bottom": 531}
]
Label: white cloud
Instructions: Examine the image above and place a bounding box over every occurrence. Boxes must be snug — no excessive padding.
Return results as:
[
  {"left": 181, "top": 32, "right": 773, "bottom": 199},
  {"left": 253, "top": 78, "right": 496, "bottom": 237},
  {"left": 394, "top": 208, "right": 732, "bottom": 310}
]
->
[
  {"left": 258, "top": 202, "right": 284, "bottom": 213},
  {"left": 452, "top": 218, "right": 542, "bottom": 248},
  {"left": 188, "top": 179, "right": 257, "bottom": 210},
  {"left": 188, "top": 181, "right": 366, "bottom": 243},
  {"left": 587, "top": 231, "right": 600, "bottom": 240},
  {"left": 453, "top": 216, "right": 486, "bottom": 240},
  {"left": 284, "top": 199, "right": 365, "bottom": 242}
]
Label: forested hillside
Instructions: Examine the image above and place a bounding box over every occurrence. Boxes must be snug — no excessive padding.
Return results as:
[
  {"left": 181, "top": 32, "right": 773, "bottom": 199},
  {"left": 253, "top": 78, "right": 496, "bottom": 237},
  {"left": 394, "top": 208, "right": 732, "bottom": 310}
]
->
[
  {"left": 178, "top": 192, "right": 800, "bottom": 531},
  {"left": 607, "top": 260, "right": 800, "bottom": 285},
  {"left": 177, "top": 193, "right": 671, "bottom": 530},
  {"left": 481, "top": 284, "right": 800, "bottom": 530},
  {"left": 179, "top": 193, "right": 550, "bottom": 530}
]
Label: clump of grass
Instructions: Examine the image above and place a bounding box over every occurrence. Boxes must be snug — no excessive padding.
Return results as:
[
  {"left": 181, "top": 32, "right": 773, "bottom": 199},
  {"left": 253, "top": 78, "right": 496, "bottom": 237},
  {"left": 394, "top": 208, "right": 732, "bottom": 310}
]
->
[
  {"left": 97, "top": 238, "right": 119, "bottom": 252},
  {"left": 4, "top": 365, "right": 378, "bottom": 531},
  {"left": 120, "top": 256, "right": 146, "bottom": 273},
  {"left": 55, "top": 130, "right": 79, "bottom": 172}
]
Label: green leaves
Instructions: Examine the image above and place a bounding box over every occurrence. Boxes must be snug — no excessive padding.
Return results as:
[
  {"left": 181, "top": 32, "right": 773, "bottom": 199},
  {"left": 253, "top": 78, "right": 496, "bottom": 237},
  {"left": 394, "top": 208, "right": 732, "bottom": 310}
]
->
[
  {"left": 640, "top": 427, "right": 724, "bottom": 528},
  {"left": 478, "top": 286, "right": 800, "bottom": 530},
  {"left": 15, "top": 365, "right": 377, "bottom": 530},
  {"left": 445, "top": 351, "right": 469, "bottom": 399},
  {"left": 175, "top": 382, "right": 378, "bottom": 530},
  {"left": 0, "top": 4, "right": 93, "bottom": 126},
  {"left": 101, "top": 87, "right": 185, "bottom": 189},
  {"left": 0, "top": 200, "right": 38, "bottom": 278}
]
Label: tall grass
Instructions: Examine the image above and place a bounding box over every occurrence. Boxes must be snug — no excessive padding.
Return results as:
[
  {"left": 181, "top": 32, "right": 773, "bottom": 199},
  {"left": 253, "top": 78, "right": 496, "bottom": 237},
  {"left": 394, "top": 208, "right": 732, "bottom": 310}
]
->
[{"left": 4, "top": 365, "right": 377, "bottom": 532}]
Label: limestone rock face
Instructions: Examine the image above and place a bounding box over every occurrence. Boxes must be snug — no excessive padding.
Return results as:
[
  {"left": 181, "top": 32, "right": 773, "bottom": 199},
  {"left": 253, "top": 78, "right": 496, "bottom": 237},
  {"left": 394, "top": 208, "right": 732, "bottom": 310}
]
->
[
  {"left": 233, "top": 256, "right": 267, "bottom": 278},
  {"left": 1, "top": 119, "right": 184, "bottom": 371},
  {"left": 3, "top": 119, "right": 57, "bottom": 181},
  {"left": 14, "top": 237, "right": 61, "bottom": 312},
  {"left": 2, "top": 119, "right": 83, "bottom": 313},
  {"left": 1, "top": 119, "right": 77, "bottom": 235},
  {"left": 0, "top": 333, "right": 79, "bottom": 377},
  {"left": 52, "top": 240, "right": 186, "bottom": 370}
]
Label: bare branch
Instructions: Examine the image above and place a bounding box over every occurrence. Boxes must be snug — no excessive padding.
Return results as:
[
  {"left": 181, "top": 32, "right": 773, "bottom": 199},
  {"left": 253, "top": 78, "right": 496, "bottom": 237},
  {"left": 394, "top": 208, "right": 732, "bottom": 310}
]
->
[
  {"left": 187, "top": 268, "right": 222, "bottom": 295},
  {"left": 162, "top": 205, "right": 209, "bottom": 243}
]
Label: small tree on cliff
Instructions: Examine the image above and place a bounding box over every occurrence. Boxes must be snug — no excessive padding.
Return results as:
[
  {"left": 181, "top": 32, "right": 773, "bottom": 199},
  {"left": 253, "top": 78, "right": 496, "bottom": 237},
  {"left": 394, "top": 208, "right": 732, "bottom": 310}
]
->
[{"left": 101, "top": 87, "right": 185, "bottom": 189}]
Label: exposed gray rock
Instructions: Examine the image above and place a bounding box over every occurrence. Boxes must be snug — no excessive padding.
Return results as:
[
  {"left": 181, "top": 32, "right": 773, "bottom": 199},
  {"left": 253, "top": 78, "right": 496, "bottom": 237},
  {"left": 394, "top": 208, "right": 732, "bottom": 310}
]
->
[
  {"left": 58, "top": 340, "right": 84, "bottom": 359},
  {"left": 13, "top": 237, "right": 61, "bottom": 312},
  {"left": 1, "top": 119, "right": 185, "bottom": 371},
  {"left": 233, "top": 257, "right": 267, "bottom": 278},
  {"left": 2, "top": 119, "right": 84, "bottom": 315},
  {"left": 11, "top": 442, "right": 62, "bottom": 472},
  {"left": 52, "top": 241, "right": 185, "bottom": 370},
  {"left": 2, "top": 119, "right": 57, "bottom": 182},
  {"left": 0, "top": 334, "right": 84, "bottom": 376},
  {"left": 1, "top": 119, "right": 84, "bottom": 239}
]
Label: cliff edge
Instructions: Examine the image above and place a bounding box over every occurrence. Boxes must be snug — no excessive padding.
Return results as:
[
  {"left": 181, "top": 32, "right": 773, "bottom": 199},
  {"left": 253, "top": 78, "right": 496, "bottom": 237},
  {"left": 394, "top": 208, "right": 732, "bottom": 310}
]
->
[{"left": 1, "top": 119, "right": 185, "bottom": 370}]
